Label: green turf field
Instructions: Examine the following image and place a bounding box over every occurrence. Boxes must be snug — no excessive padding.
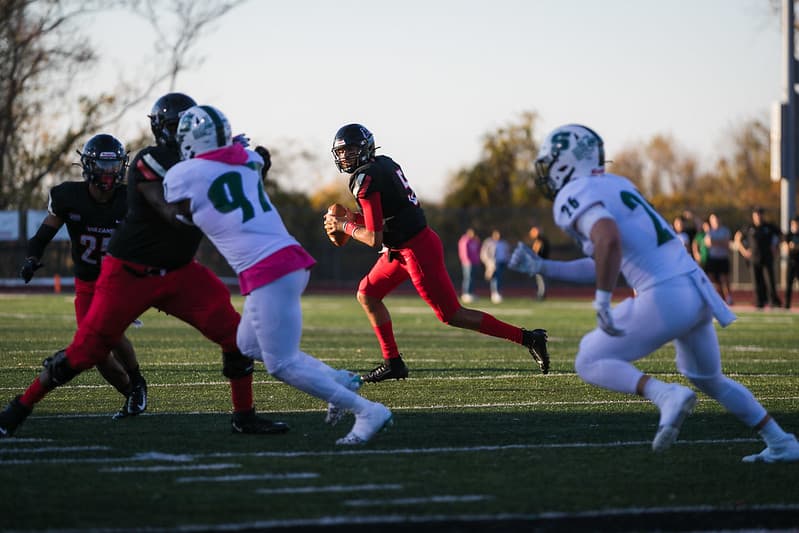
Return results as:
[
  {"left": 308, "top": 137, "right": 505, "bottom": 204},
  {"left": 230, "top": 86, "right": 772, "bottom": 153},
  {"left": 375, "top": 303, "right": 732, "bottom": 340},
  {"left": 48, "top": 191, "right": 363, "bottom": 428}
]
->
[{"left": 0, "top": 293, "right": 797, "bottom": 532}]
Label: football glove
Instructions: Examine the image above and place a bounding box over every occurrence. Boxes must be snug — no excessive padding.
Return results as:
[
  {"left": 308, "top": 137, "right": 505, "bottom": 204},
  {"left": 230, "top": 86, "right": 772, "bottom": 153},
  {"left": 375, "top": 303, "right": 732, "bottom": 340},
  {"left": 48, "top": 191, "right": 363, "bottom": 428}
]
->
[
  {"left": 232, "top": 133, "right": 250, "bottom": 148},
  {"left": 593, "top": 294, "right": 624, "bottom": 337},
  {"left": 20, "top": 257, "right": 43, "bottom": 284},
  {"left": 509, "top": 242, "right": 543, "bottom": 276},
  {"left": 254, "top": 145, "right": 272, "bottom": 178}
]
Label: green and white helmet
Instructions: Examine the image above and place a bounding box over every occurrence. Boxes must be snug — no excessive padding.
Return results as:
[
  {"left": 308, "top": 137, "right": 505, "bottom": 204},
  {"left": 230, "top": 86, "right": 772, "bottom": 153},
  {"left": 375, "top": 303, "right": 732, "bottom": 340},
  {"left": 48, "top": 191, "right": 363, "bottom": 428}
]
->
[
  {"left": 534, "top": 124, "right": 605, "bottom": 200},
  {"left": 176, "top": 105, "right": 232, "bottom": 160}
]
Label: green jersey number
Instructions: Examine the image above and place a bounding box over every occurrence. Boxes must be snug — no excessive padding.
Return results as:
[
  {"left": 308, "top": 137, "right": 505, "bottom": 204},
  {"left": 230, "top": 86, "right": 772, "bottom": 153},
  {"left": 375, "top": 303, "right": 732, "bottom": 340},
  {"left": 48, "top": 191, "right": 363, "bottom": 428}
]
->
[
  {"left": 207, "top": 171, "right": 271, "bottom": 222},
  {"left": 620, "top": 190, "right": 673, "bottom": 246}
]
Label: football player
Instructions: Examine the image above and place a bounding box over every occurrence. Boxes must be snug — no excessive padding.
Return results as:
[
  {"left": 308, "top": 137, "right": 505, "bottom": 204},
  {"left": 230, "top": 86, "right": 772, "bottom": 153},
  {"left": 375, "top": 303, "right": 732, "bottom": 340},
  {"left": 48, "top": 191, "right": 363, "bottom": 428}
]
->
[
  {"left": 19, "top": 134, "right": 147, "bottom": 418},
  {"left": 0, "top": 93, "right": 288, "bottom": 438},
  {"left": 509, "top": 123, "right": 799, "bottom": 462},
  {"left": 323, "top": 124, "right": 549, "bottom": 383},
  {"left": 162, "top": 105, "right": 391, "bottom": 445}
]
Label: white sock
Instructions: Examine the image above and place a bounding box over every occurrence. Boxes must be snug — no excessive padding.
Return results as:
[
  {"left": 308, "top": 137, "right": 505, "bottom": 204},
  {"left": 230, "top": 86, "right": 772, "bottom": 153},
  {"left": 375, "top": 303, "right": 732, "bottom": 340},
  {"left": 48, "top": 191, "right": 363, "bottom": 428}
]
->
[
  {"left": 758, "top": 418, "right": 789, "bottom": 446},
  {"left": 642, "top": 377, "right": 670, "bottom": 405}
]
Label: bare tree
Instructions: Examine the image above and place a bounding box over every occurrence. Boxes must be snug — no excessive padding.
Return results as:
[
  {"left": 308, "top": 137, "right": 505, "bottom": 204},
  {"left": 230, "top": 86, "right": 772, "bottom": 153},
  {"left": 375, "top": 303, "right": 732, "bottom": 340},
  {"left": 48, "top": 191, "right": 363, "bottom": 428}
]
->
[{"left": 0, "top": 0, "right": 243, "bottom": 220}]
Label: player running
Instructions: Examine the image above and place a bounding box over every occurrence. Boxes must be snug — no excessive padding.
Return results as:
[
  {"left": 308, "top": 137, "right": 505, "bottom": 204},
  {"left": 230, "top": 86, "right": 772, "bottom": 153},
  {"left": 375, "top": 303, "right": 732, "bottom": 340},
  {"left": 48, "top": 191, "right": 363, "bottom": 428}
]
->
[
  {"left": 509, "top": 123, "right": 799, "bottom": 462},
  {"left": 0, "top": 93, "right": 287, "bottom": 438},
  {"left": 20, "top": 134, "right": 147, "bottom": 418},
  {"left": 323, "top": 124, "right": 549, "bottom": 383},
  {"left": 163, "top": 105, "right": 391, "bottom": 445}
]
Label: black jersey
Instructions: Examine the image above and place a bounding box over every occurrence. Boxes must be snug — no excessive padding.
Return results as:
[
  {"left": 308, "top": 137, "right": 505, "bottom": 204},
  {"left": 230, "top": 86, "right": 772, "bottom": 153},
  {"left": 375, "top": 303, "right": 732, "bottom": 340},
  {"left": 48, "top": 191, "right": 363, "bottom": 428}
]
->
[
  {"left": 349, "top": 155, "right": 427, "bottom": 248},
  {"left": 48, "top": 181, "right": 127, "bottom": 282},
  {"left": 108, "top": 144, "right": 203, "bottom": 269}
]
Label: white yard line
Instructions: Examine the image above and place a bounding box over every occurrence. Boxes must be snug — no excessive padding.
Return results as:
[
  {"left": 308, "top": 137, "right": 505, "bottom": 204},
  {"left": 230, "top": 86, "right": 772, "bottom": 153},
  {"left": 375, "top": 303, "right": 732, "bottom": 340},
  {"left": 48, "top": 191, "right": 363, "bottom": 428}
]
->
[
  {"left": 100, "top": 463, "right": 241, "bottom": 473},
  {"left": 344, "top": 495, "right": 491, "bottom": 506},
  {"left": 175, "top": 472, "right": 318, "bottom": 483},
  {"left": 0, "top": 437, "right": 761, "bottom": 466},
  {"left": 20, "top": 504, "right": 799, "bottom": 533},
  {"left": 255, "top": 483, "right": 402, "bottom": 495}
]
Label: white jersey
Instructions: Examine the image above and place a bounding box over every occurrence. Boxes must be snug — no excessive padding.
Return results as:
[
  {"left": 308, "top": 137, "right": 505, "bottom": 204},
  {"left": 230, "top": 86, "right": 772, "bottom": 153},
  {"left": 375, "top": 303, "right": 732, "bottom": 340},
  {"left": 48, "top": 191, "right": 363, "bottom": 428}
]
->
[
  {"left": 163, "top": 149, "right": 300, "bottom": 274},
  {"left": 553, "top": 173, "right": 697, "bottom": 291}
]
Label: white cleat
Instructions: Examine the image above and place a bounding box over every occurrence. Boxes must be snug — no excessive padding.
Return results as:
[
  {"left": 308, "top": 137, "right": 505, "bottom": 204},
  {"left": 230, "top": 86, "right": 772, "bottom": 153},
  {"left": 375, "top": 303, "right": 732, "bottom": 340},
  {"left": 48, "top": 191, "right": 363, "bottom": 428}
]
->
[
  {"left": 652, "top": 385, "right": 697, "bottom": 453},
  {"left": 335, "top": 403, "right": 392, "bottom": 446},
  {"left": 325, "top": 370, "right": 363, "bottom": 426},
  {"left": 742, "top": 434, "right": 799, "bottom": 463}
]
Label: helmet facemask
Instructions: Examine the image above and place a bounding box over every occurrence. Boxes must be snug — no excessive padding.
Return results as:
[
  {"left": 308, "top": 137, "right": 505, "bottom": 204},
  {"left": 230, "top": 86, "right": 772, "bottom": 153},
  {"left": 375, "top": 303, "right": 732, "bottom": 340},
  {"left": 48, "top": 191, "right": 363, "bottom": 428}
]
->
[
  {"left": 176, "top": 105, "right": 232, "bottom": 160},
  {"left": 78, "top": 134, "right": 128, "bottom": 192},
  {"left": 332, "top": 124, "right": 375, "bottom": 173},
  {"left": 148, "top": 93, "right": 197, "bottom": 149},
  {"left": 534, "top": 124, "right": 605, "bottom": 201}
]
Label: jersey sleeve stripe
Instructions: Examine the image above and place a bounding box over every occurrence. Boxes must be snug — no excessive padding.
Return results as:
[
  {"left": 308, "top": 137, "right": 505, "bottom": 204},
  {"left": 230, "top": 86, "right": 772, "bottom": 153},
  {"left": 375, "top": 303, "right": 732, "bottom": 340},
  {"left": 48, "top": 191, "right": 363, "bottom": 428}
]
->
[{"left": 139, "top": 153, "right": 168, "bottom": 181}]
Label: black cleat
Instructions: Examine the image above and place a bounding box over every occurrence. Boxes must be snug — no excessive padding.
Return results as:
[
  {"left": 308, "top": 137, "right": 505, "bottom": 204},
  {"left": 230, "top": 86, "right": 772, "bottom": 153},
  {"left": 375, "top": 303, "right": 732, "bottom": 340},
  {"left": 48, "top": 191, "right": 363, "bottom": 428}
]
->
[
  {"left": 112, "top": 377, "right": 148, "bottom": 420},
  {"left": 0, "top": 395, "right": 32, "bottom": 438},
  {"left": 522, "top": 328, "right": 549, "bottom": 374},
  {"left": 362, "top": 356, "right": 409, "bottom": 383},
  {"left": 231, "top": 408, "right": 290, "bottom": 435}
]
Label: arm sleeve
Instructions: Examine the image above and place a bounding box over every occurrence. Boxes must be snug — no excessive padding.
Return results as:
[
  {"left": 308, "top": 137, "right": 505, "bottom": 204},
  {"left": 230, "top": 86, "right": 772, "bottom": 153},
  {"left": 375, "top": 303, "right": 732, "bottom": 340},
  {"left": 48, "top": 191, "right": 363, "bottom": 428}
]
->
[
  {"left": 26, "top": 224, "right": 59, "bottom": 259},
  {"left": 540, "top": 257, "right": 597, "bottom": 283},
  {"left": 359, "top": 192, "right": 383, "bottom": 232}
]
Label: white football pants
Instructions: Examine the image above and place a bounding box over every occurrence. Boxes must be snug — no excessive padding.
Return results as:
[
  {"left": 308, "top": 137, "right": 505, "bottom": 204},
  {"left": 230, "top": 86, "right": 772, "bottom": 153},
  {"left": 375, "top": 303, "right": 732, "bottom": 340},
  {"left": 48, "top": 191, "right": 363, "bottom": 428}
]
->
[
  {"left": 574, "top": 273, "right": 767, "bottom": 427},
  {"left": 237, "top": 269, "right": 368, "bottom": 413}
]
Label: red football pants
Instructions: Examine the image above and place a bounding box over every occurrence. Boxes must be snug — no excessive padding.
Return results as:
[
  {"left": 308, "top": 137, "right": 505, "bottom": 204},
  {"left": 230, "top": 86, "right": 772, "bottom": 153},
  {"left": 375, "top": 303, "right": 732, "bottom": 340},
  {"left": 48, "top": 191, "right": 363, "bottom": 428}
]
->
[
  {"left": 358, "top": 226, "right": 461, "bottom": 322},
  {"left": 66, "top": 255, "right": 240, "bottom": 370}
]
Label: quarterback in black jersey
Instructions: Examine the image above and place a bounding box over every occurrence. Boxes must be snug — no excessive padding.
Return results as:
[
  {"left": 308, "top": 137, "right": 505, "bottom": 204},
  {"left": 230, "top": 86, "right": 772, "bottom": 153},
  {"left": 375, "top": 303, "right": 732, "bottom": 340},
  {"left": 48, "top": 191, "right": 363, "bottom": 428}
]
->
[
  {"left": 20, "top": 134, "right": 147, "bottom": 416},
  {"left": 324, "top": 124, "right": 549, "bottom": 383},
  {"left": 0, "top": 93, "right": 287, "bottom": 439}
]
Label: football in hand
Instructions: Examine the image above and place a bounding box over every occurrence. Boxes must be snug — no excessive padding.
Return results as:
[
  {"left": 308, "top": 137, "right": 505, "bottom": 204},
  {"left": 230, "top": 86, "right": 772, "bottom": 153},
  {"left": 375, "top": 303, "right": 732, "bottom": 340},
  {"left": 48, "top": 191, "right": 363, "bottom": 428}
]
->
[{"left": 326, "top": 203, "right": 351, "bottom": 247}]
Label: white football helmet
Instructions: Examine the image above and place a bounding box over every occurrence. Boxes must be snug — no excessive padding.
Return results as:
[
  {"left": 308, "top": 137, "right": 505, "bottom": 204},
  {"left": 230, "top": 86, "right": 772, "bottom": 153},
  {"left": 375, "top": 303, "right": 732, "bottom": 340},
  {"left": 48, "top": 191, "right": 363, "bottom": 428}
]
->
[
  {"left": 176, "top": 105, "right": 232, "bottom": 160},
  {"left": 534, "top": 124, "right": 605, "bottom": 200}
]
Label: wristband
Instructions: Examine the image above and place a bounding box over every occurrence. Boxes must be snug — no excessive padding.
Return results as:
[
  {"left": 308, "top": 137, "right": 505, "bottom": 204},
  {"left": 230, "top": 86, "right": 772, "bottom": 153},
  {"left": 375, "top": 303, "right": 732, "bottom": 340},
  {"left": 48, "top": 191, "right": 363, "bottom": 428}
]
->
[
  {"left": 594, "top": 289, "right": 612, "bottom": 306},
  {"left": 343, "top": 222, "right": 362, "bottom": 237}
]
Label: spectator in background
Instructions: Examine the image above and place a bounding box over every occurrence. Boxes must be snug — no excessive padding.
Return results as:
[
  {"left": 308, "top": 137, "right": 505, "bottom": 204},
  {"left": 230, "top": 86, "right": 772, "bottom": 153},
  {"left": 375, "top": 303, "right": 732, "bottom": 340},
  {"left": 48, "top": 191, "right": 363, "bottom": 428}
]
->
[
  {"left": 692, "top": 219, "right": 709, "bottom": 270},
  {"left": 735, "top": 207, "right": 782, "bottom": 309},
  {"left": 529, "top": 225, "right": 550, "bottom": 300},
  {"left": 682, "top": 209, "right": 698, "bottom": 249},
  {"left": 458, "top": 228, "right": 482, "bottom": 304},
  {"left": 481, "top": 229, "right": 510, "bottom": 304},
  {"left": 784, "top": 216, "right": 799, "bottom": 309},
  {"left": 673, "top": 216, "right": 691, "bottom": 256},
  {"left": 705, "top": 213, "right": 734, "bottom": 305}
]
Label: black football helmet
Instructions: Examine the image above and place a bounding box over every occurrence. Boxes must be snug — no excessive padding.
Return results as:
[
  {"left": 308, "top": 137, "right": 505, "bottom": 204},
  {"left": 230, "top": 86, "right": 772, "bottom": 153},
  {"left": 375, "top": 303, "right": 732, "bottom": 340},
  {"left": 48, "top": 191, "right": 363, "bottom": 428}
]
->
[
  {"left": 332, "top": 123, "right": 376, "bottom": 173},
  {"left": 148, "top": 92, "right": 197, "bottom": 148},
  {"left": 77, "top": 134, "right": 128, "bottom": 192}
]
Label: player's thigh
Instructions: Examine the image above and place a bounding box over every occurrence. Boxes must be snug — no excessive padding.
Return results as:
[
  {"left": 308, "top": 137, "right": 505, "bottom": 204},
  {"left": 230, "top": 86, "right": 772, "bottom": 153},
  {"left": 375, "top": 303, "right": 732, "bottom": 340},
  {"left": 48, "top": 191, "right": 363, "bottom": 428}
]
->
[
  {"left": 579, "top": 280, "right": 702, "bottom": 364},
  {"left": 73, "top": 279, "right": 96, "bottom": 326},
  {"left": 358, "top": 254, "right": 409, "bottom": 299},
  {"left": 403, "top": 230, "right": 460, "bottom": 320},
  {"left": 160, "top": 262, "right": 241, "bottom": 347},
  {"left": 240, "top": 270, "right": 306, "bottom": 373}
]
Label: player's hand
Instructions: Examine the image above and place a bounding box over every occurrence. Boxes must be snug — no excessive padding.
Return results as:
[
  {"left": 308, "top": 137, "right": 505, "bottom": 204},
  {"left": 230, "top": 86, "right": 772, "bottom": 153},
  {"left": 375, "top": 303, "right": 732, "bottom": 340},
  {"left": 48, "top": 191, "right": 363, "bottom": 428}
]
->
[
  {"left": 593, "top": 299, "right": 624, "bottom": 336},
  {"left": 323, "top": 212, "right": 343, "bottom": 234},
  {"left": 254, "top": 146, "right": 272, "bottom": 177},
  {"left": 20, "top": 257, "right": 43, "bottom": 284},
  {"left": 509, "top": 242, "right": 543, "bottom": 276},
  {"left": 232, "top": 133, "right": 250, "bottom": 148}
]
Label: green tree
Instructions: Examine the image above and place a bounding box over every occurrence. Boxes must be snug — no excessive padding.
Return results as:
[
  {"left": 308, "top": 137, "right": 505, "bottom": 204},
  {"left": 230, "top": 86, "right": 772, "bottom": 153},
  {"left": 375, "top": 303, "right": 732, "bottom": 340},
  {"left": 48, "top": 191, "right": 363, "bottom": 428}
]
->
[
  {"left": 0, "top": 0, "right": 242, "bottom": 217},
  {"left": 442, "top": 111, "right": 543, "bottom": 209}
]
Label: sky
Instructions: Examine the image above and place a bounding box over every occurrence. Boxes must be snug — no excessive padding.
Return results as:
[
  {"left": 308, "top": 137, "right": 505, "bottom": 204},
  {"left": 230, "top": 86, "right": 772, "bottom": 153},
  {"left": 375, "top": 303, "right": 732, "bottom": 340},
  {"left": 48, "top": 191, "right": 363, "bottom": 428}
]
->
[{"left": 87, "top": 0, "right": 783, "bottom": 203}]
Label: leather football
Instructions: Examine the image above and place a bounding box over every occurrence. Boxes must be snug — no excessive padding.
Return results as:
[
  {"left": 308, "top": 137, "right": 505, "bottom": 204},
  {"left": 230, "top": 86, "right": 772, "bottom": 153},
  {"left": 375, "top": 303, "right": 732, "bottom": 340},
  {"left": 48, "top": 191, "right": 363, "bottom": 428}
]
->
[{"left": 326, "top": 203, "right": 351, "bottom": 247}]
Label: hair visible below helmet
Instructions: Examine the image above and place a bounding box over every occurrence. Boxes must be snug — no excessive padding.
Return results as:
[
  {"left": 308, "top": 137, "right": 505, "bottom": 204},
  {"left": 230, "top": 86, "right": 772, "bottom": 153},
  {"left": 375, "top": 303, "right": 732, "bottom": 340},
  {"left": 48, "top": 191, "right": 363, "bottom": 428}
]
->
[
  {"left": 332, "top": 123, "right": 376, "bottom": 173},
  {"left": 149, "top": 92, "right": 197, "bottom": 148},
  {"left": 534, "top": 124, "right": 605, "bottom": 200},
  {"left": 176, "top": 105, "right": 232, "bottom": 160},
  {"left": 78, "top": 134, "right": 128, "bottom": 192}
]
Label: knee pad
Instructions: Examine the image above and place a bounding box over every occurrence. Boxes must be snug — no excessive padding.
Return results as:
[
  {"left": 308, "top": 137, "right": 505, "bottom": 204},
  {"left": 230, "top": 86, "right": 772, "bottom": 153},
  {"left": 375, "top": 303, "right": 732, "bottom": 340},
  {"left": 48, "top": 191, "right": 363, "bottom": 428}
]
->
[
  {"left": 42, "top": 349, "right": 79, "bottom": 387},
  {"left": 222, "top": 351, "right": 255, "bottom": 380}
]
